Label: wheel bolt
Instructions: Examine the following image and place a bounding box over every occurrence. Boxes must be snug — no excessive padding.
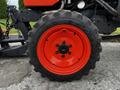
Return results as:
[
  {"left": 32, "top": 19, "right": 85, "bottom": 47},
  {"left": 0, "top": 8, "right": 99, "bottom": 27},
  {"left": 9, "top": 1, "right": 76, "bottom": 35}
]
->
[
  {"left": 68, "top": 52, "right": 71, "bottom": 55},
  {"left": 55, "top": 51, "right": 59, "bottom": 54},
  {"left": 62, "top": 41, "right": 66, "bottom": 44},
  {"left": 62, "top": 29, "right": 67, "bottom": 32},
  {"left": 61, "top": 55, "right": 65, "bottom": 58},
  {"left": 56, "top": 44, "right": 59, "bottom": 47},
  {"left": 69, "top": 45, "right": 72, "bottom": 48},
  {"left": 46, "top": 39, "right": 48, "bottom": 41},
  {"left": 63, "top": 30, "right": 66, "bottom": 32},
  {"left": 74, "top": 32, "right": 76, "bottom": 35}
]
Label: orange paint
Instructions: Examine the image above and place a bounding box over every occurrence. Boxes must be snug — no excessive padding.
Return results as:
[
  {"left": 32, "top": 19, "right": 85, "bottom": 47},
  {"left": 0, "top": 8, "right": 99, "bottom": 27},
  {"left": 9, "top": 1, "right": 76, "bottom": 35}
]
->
[
  {"left": 36, "top": 24, "right": 91, "bottom": 75},
  {"left": 23, "top": 0, "right": 59, "bottom": 6}
]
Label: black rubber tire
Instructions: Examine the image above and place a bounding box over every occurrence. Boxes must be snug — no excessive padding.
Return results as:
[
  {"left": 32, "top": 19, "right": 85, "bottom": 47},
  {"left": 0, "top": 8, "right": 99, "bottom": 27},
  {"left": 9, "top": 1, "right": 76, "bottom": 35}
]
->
[
  {"left": 80, "top": 10, "right": 117, "bottom": 35},
  {"left": 28, "top": 10, "right": 102, "bottom": 81}
]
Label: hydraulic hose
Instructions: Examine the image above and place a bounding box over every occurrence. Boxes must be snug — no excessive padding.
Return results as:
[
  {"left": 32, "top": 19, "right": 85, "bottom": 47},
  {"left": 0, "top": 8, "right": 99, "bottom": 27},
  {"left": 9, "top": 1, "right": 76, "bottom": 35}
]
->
[{"left": 95, "top": 0, "right": 120, "bottom": 17}]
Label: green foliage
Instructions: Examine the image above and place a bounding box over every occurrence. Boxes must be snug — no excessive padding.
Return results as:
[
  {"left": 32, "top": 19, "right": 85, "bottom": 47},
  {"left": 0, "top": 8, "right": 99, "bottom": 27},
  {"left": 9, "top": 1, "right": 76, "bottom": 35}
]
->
[
  {"left": 19, "top": 0, "right": 25, "bottom": 10},
  {"left": 0, "top": 0, "right": 7, "bottom": 19}
]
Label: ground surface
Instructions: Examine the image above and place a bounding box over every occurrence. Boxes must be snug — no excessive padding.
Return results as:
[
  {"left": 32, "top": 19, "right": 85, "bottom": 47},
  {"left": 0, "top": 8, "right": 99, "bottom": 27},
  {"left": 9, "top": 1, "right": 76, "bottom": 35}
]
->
[{"left": 0, "top": 42, "right": 120, "bottom": 90}]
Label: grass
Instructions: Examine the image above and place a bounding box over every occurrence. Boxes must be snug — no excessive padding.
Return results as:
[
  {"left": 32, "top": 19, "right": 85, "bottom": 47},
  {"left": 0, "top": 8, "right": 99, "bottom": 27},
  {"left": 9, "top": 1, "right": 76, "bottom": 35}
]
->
[
  {"left": 112, "top": 28, "right": 120, "bottom": 35},
  {"left": 0, "top": 19, "right": 120, "bottom": 35},
  {"left": 0, "top": 19, "right": 36, "bottom": 35},
  {"left": 0, "top": 19, "right": 17, "bottom": 34}
]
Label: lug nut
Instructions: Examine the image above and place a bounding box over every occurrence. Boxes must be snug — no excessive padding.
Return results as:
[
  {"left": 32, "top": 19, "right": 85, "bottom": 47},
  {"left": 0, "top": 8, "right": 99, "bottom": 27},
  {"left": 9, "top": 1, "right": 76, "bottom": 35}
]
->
[
  {"left": 62, "top": 29, "right": 67, "bottom": 32},
  {"left": 55, "top": 51, "right": 59, "bottom": 54},
  {"left": 74, "top": 32, "right": 76, "bottom": 35},
  {"left": 46, "top": 39, "right": 48, "bottom": 41},
  {"left": 61, "top": 55, "right": 65, "bottom": 58},
  {"left": 62, "top": 41, "right": 66, "bottom": 44},
  {"left": 68, "top": 52, "right": 71, "bottom": 55},
  {"left": 69, "top": 45, "right": 72, "bottom": 48},
  {"left": 56, "top": 44, "right": 60, "bottom": 47},
  {"left": 63, "top": 30, "right": 66, "bottom": 32}
]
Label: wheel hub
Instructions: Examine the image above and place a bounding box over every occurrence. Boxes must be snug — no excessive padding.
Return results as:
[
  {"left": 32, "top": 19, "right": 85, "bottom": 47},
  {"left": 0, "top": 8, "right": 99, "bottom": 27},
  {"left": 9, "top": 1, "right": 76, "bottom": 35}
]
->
[{"left": 56, "top": 41, "right": 72, "bottom": 57}]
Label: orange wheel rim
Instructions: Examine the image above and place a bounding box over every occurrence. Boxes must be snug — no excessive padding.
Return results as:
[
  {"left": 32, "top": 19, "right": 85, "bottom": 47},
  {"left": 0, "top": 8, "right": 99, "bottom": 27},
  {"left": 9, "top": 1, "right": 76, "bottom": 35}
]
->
[{"left": 36, "top": 24, "right": 91, "bottom": 75}]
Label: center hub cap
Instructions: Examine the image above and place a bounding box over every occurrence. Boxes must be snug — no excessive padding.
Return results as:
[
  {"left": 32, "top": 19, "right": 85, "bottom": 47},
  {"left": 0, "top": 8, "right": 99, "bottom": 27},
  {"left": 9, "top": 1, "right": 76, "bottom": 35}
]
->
[
  {"left": 56, "top": 41, "right": 72, "bottom": 57},
  {"left": 59, "top": 43, "right": 69, "bottom": 54}
]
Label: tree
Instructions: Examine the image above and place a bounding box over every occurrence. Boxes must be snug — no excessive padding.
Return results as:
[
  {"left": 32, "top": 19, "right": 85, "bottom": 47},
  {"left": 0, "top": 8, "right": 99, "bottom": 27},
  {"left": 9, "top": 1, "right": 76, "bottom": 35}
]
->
[
  {"left": 0, "top": 0, "right": 7, "bottom": 19},
  {"left": 19, "top": 0, "right": 25, "bottom": 10}
]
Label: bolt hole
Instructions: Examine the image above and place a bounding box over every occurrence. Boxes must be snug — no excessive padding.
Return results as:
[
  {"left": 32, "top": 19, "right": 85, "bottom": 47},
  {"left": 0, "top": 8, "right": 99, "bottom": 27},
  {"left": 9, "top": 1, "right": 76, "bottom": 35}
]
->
[
  {"left": 61, "top": 55, "right": 65, "bottom": 58},
  {"left": 46, "top": 39, "right": 48, "bottom": 41},
  {"left": 62, "top": 41, "right": 66, "bottom": 44},
  {"left": 68, "top": 52, "right": 71, "bottom": 55},
  {"left": 62, "top": 30, "right": 67, "bottom": 32},
  {"left": 69, "top": 45, "right": 72, "bottom": 48},
  {"left": 55, "top": 51, "right": 59, "bottom": 54},
  {"left": 56, "top": 44, "right": 59, "bottom": 47},
  {"left": 74, "top": 32, "right": 76, "bottom": 35}
]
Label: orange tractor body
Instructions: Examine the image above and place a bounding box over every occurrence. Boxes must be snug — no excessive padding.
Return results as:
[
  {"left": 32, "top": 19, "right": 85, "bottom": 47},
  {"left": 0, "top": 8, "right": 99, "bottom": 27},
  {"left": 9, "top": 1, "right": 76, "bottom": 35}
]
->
[{"left": 24, "top": 0, "right": 59, "bottom": 6}]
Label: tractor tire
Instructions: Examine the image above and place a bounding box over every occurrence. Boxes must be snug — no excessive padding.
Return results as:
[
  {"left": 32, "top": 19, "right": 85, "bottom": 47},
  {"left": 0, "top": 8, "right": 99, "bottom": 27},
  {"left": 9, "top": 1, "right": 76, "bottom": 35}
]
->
[
  {"left": 28, "top": 10, "right": 102, "bottom": 81},
  {"left": 81, "top": 10, "right": 117, "bottom": 35}
]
